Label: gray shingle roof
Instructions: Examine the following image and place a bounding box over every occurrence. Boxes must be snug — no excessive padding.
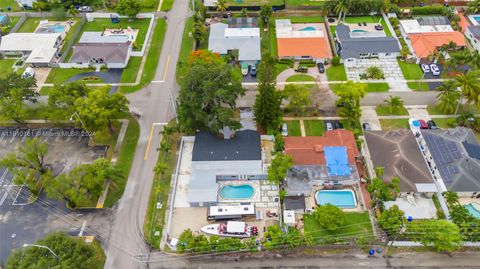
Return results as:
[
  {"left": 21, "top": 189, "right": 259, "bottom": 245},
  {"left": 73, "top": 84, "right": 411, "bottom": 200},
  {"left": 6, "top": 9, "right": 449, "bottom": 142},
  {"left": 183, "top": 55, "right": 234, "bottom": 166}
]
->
[
  {"left": 284, "top": 196, "right": 306, "bottom": 210},
  {"left": 70, "top": 43, "right": 130, "bottom": 64},
  {"left": 192, "top": 130, "right": 261, "bottom": 162},
  {"left": 335, "top": 24, "right": 400, "bottom": 59}
]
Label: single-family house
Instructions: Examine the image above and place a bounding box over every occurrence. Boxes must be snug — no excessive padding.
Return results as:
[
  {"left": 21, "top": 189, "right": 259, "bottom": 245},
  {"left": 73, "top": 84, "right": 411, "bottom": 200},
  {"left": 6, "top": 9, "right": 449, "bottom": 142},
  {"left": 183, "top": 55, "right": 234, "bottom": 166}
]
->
[
  {"left": 335, "top": 24, "right": 400, "bottom": 61},
  {"left": 70, "top": 32, "right": 132, "bottom": 68},
  {"left": 284, "top": 130, "right": 361, "bottom": 197},
  {"left": 0, "top": 33, "right": 61, "bottom": 67},
  {"left": 0, "top": 15, "right": 10, "bottom": 26},
  {"left": 364, "top": 129, "right": 435, "bottom": 194},
  {"left": 421, "top": 128, "right": 480, "bottom": 196},
  {"left": 465, "top": 25, "right": 480, "bottom": 51},
  {"left": 400, "top": 16, "right": 466, "bottom": 58},
  {"left": 275, "top": 19, "right": 331, "bottom": 62},
  {"left": 208, "top": 23, "right": 261, "bottom": 66},
  {"left": 17, "top": 0, "right": 35, "bottom": 8}
]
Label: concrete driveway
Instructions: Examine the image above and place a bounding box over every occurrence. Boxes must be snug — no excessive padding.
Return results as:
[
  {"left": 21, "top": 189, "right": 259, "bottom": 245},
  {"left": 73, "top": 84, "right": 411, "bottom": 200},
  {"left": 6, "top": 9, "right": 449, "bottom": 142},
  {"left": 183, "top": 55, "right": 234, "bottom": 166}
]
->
[
  {"left": 360, "top": 106, "right": 382, "bottom": 130},
  {"left": 407, "top": 105, "right": 431, "bottom": 121}
]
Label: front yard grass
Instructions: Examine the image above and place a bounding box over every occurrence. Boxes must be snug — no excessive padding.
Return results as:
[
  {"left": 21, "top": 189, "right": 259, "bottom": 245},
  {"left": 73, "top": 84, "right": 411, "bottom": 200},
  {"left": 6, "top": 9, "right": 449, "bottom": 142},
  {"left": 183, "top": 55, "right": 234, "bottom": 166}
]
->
[
  {"left": 274, "top": 62, "right": 292, "bottom": 77},
  {"left": 120, "top": 56, "right": 142, "bottom": 83},
  {"left": 427, "top": 104, "right": 479, "bottom": 115},
  {"left": 286, "top": 0, "right": 324, "bottom": 6},
  {"left": 304, "top": 120, "right": 324, "bottom": 136},
  {"left": 286, "top": 120, "right": 301, "bottom": 136},
  {"left": 304, "top": 212, "right": 373, "bottom": 244},
  {"left": 176, "top": 17, "right": 195, "bottom": 81},
  {"left": 326, "top": 65, "right": 347, "bottom": 81},
  {"left": 331, "top": 82, "right": 389, "bottom": 93},
  {"left": 45, "top": 68, "right": 95, "bottom": 84},
  {"left": 407, "top": 82, "right": 430, "bottom": 91},
  {"left": 398, "top": 59, "right": 423, "bottom": 80},
  {"left": 160, "top": 0, "right": 174, "bottom": 11},
  {"left": 227, "top": 0, "right": 283, "bottom": 5},
  {"left": 0, "top": 0, "right": 21, "bottom": 12},
  {"left": 286, "top": 74, "right": 315, "bottom": 82},
  {"left": 0, "top": 59, "right": 17, "bottom": 79},
  {"left": 375, "top": 105, "right": 409, "bottom": 116},
  {"left": 379, "top": 118, "right": 409, "bottom": 130}
]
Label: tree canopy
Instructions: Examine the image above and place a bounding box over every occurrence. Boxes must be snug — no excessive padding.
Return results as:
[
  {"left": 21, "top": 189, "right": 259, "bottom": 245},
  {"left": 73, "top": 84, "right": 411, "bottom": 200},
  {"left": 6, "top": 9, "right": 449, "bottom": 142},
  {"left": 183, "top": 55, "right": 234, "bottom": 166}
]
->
[
  {"left": 408, "top": 219, "right": 463, "bottom": 252},
  {"left": 0, "top": 73, "right": 38, "bottom": 123},
  {"left": 282, "top": 84, "right": 312, "bottom": 115},
  {"left": 313, "top": 204, "right": 346, "bottom": 231},
  {"left": 48, "top": 82, "right": 89, "bottom": 121},
  {"left": 336, "top": 81, "right": 366, "bottom": 128},
  {"left": 115, "top": 0, "right": 141, "bottom": 20},
  {"left": 177, "top": 50, "right": 244, "bottom": 133},
  {"left": 5, "top": 232, "right": 105, "bottom": 269},
  {"left": 378, "top": 204, "right": 405, "bottom": 236},
  {"left": 267, "top": 154, "right": 293, "bottom": 184}
]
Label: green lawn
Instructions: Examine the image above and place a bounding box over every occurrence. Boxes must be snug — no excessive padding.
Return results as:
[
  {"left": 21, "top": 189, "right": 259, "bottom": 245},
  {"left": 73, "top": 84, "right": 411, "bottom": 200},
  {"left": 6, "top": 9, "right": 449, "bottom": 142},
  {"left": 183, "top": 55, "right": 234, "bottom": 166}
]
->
[
  {"left": 103, "top": 116, "right": 140, "bottom": 207},
  {"left": 286, "top": 120, "right": 302, "bottom": 136},
  {"left": 176, "top": 17, "right": 195, "bottom": 81},
  {"left": 8, "top": 16, "right": 21, "bottom": 28},
  {"left": 427, "top": 104, "right": 478, "bottom": 115},
  {"left": 120, "top": 56, "right": 142, "bottom": 83},
  {"left": 330, "top": 26, "right": 336, "bottom": 37},
  {"left": 274, "top": 62, "right": 292, "bottom": 77},
  {"left": 17, "top": 18, "right": 40, "bottom": 32},
  {"left": 120, "top": 19, "right": 167, "bottom": 93},
  {"left": 59, "top": 19, "right": 82, "bottom": 56},
  {"left": 268, "top": 20, "right": 278, "bottom": 56},
  {"left": 304, "top": 212, "right": 373, "bottom": 244},
  {"left": 160, "top": 0, "right": 174, "bottom": 11},
  {"left": 375, "top": 105, "right": 409, "bottom": 116},
  {"left": 304, "top": 120, "right": 324, "bottom": 136},
  {"left": 344, "top": 16, "right": 391, "bottom": 36},
  {"left": 366, "top": 83, "right": 389, "bottom": 92},
  {"left": 286, "top": 0, "right": 324, "bottom": 6},
  {"left": 0, "top": 0, "right": 21, "bottom": 12},
  {"left": 326, "top": 65, "right": 347, "bottom": 81},
  {"left": 0, "top": 59, "right": 16, "bottom": 79},
  {"left": 227, "top": 0, "right": 283, "bottom": 5},
  {"left": 39, "top": 86, "right": 53, "bottom": 96},
  {"left": 76, "top": 18, "right": 151, "bottom": 51},
  {"left": 45, "top": 68, "right": 95, "bottom": 85},
  {"left": 379, "top": 119, "right": 410, "bottom": 130},
  {"left": 286, "top": 74, "right": 315, "bottom": 82},
  {"left": 430, "top": 117, "right": 454, "bottom": 129},
  {"left": 407, "top": 82, "right": 430, "bottom": 91},
  {"left": 398, "top": 59, "right": 423, "bottom": 80}
]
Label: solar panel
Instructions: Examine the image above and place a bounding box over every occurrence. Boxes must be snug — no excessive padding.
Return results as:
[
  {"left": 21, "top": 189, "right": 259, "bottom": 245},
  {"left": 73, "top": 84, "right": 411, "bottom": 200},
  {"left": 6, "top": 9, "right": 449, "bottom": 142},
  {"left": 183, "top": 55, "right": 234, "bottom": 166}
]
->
[{"left": 463, "top": 141, "right": 480, "bottom": 160}]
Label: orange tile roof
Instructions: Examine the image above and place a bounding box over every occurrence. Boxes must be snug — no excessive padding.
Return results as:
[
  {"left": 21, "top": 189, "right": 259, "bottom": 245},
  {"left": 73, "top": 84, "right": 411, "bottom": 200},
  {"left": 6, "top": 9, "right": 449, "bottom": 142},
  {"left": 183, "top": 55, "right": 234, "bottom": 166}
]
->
[
  {"left": 458, "top": 13, "right": 471, "bottom": 33},
  {"left": 284, "top": 129, "right": 359, "bottom": 166},
  {"left": 409, "top": 32, "right": 467, "bottom": 58},
  {"left": 277, "top": 37, "right": 331, "bottom": 58}
]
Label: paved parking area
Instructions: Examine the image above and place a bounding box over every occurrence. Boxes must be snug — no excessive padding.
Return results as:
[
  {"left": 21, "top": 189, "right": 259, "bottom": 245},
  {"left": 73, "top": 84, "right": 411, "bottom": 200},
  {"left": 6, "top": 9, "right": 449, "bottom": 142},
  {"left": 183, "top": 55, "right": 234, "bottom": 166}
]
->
[
  {"left": 360, "top": 106, "right": 382, "bottom": 130},
  {"left": 345, "top": 59, "right": 410, "bottom": 91},
  {"left": 407, "top": 105, "right": 431, "bottom": 121}
]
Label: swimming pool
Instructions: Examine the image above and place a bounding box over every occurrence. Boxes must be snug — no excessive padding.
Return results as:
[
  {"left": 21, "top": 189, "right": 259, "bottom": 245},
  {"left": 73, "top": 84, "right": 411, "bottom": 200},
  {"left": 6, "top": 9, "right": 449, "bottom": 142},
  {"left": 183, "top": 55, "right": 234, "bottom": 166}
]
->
[
  {"left": 219, "top": 184, "right": 254, "bottom": 199},
  {"left": 352, "top": 29, "right": 367, "bottom": 33},
  {"left": 465, "top": 203, "right": 480, "bottom": 219},
  {"left": 36, "top": 24, "right": 65, "bottom": 33},
  {"left": 300, "top": 26, "right": 316, "bottom": 31},
  {"left": 473, "top": 16, "right": 480, "bottom": 24},
  {"left": 315, "top": 189, "right": 357, "bottom": 208}
]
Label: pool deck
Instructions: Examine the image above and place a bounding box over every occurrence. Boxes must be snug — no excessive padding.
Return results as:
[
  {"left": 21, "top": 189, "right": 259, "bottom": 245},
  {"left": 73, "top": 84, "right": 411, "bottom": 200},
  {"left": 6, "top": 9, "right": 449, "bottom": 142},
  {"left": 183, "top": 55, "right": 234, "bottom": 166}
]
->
[{"left": 459, "top": 197, "right": 480, "bottom": 206}]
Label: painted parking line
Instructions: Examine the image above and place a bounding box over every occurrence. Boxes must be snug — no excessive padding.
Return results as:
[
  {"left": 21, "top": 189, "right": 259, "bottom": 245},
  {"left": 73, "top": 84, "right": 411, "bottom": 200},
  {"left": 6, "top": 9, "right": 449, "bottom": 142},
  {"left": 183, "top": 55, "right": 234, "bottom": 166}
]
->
[{"left": 0, "top": 185, "right": 12, "bottom": 206}]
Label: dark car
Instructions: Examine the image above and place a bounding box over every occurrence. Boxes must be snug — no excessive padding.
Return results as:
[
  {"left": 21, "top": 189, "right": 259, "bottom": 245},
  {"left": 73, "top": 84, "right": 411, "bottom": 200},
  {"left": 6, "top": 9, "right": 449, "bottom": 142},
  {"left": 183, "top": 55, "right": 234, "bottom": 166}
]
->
[
  {"left": 418, "top": 119, "right": 429, "bottom": 129},
  {"left": 336, "top": 122, "right": 344, "bottom": 129},
  {"left": 317, "top": 62, "right": 325, "bottom": 73},
  {"left": 427, "top": 120, "right": 438, "bottom": 129},
  {"left": 374, "top": 25, "right": 384, "bottom": 31},
  {"left": 78, "top": 6, "right": 93, "bottom": 12},
  {"left": 295, "top": 66, "right": 308, "bottom": 73},
  {"left": 362, "top": 122, "right": 371, "bottom": 131},
  {"left": 250, "top": 65, "right": 257, "bottom": 76}
]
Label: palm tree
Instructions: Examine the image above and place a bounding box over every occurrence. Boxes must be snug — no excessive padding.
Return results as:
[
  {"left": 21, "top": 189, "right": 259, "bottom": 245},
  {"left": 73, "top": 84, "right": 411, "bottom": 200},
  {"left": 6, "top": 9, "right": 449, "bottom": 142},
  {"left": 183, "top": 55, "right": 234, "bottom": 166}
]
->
[
  {"left": 436, "top": 80, "right": 457, "bottom": 99},
  {"left": 438, "top": 92, "right": 460, "bottom": 114},
  {"left": 454, "top": 70, "right": 480, "bottom": 114},
  {"left": 67, "top": 5, "right": 78, "bottom": 18},
  {"left": 467, "top": 0, "right": 480, "bottom": 14},
  {"left": 334, "top": 0, "right": 350, "bottom": 22},
  {"left": 467, "top": 50, "right": 480, "bottom": 70},
  {"left": 400, "top": 47, "right": 410, "bottom": 60},
  {"left": 215, "top": 0, "right": 228, "bottom": 17},
  {"left": 241, "top": 8, "right": 248, "bottom": 18},
  {"left": 443, "top": 191, "right": 459, "bottom": 205},
  {"left": 192, "top": 20, "right": 206, "bottom": 48},
  {"left": 384, "top": 95, "right": 404, "bottom": 113}
]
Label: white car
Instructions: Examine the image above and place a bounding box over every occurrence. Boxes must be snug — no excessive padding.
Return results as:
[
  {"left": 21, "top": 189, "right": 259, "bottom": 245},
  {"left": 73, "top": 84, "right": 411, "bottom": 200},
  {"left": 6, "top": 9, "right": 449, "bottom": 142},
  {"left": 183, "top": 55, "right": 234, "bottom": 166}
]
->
[
  {"left": 421, "top": 64, "right": 430, "bottom": 73},
  {"left": 22, "top": 67, "right": 35, "bottom": 78},
  {"left": 430, "top": 64, "right": 440, "bottom": 76},
  {"left": 281, "top": 123, "right": 288, "bottom": 136},
  {"left": 326, "top": 122, "right": 333, "bottom": 131}
]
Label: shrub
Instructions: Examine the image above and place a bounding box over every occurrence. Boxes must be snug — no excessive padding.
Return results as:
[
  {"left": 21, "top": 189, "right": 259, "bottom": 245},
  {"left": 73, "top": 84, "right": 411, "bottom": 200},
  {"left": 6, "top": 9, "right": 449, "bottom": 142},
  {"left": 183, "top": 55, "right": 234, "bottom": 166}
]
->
[
  {"left": 447, "top": 118, "right": 457, "bottom": 128},
  {"left": 411, "top": 6, "right": 447, "bottom": 15},
  {"left": 313, "top": 204, "right": 345, "bottom": 231},
  {"left": 332, "top": 56, "right": 341, "bottom": 66},
  {"left": 366, "top": 66, "right": 384, "bottom": 79}
]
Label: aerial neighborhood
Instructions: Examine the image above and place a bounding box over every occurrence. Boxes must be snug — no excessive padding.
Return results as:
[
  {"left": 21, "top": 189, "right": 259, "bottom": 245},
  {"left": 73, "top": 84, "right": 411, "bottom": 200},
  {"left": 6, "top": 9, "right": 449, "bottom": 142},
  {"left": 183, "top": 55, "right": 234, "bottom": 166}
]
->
[{"left": 1, "top": 0, "right": 480, "bottom": 268}]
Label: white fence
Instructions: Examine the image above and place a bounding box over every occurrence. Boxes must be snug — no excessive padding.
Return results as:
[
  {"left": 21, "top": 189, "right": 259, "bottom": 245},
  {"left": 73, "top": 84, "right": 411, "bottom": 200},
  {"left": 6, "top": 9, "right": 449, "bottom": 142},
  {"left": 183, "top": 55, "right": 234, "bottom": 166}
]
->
[{"left": 58, "top": 62, "right": 90, "bottom": 69}]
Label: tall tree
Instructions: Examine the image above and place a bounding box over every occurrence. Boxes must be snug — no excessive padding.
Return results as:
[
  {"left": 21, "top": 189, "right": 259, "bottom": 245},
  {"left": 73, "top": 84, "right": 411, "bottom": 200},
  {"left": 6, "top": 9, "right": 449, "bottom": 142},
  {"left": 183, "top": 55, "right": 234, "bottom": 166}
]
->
[
  {"left": 436, "top": 80, "right": 458, "bottom": 99},
  {"left": 0, "top": 88, "right": 29, "bottom": 123},
  {"left": 334, "top": 0, "right": 350, "bottom": 21},
  {"left": 0, "top": 73, "right": 38, "bottom": 102},
  {"left": 74, "top": 86, "right": 129, "bottom": 135},
  {"left": 44, "top": 158, "right": 121, "bottom": 208},
  {"left": 254, "top": 53, "right": 282, "bottom": 132},
  {"left": 67, "top": 5, "right": 79, "bottom": 17},
  {"left": 313, "top": 204, "right": 346, "bottom": 231},
  {"left": 48, "top": 82, "right": 89, "bottom": 121},
  {"left": 383, "top": 95, "right": 404, "bottom": 113},
  {"left": 177, "top": 50, "right": 244, "bottom": 133},
  {"left": 0, "top": 138, "right": 51, "bottom": 195},
  {"left": 215, "top": 0, "right": 228, "bottom": 17},
  {"left": 455, "top": 70, "right": 480, "bottom": 110},
  {"left": 467, "top": 50, "right": 480, "bottom": 70},
  {"left": 259, "top": 4, "right": 273, "bottom": 26},
  {"left": 378, "top": 205, "right": 405, "bottom": 236},
  {"left": 282, "top": 84, "right": 312, "bottom": 115},
  {"left": 467, "top": 0, "right": 480, "bottom": 14},
  {"left": 408, "top": 219, "right": 463, "bottom": 252},
  {"left": 336, "top": 81, "right": 366, "bottom": 128},
  {"left": 438, "top": 92, "right": 460, "bottom": 114},
  {"left": 192, "top": 19, "right": 206, "bottom": 48},
  {"left": 5, "top": 232, "right": 105, "bottom": 269},
  {"left": 115, "top": 0, "right": 141, "bottom": 20},
  {"left": 267, "top": 154, "right": 293, "bottom": 184}
]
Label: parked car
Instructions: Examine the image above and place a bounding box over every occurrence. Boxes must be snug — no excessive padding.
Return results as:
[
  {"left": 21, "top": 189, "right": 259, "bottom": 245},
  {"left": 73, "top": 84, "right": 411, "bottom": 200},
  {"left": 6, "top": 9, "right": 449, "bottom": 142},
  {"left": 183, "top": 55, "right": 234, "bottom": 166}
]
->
[
  {"left": 421, "top": 64, "right": 430, "bottom": 73},
  {"left": 77, "top": 6, "right": 93, "bottom": 12},
  {"left": 336, "top": 122, "right": 344, "bottom": 129},
  {"left": 317, "top": 62, "right": 325, "bottom": 73},
  {"left": 427, "top": 120, "right": 438, "bottom": 129},
  {"left": 374, "top": 25, "right": 384, "bottom": 31},
  {"left": 430, "top": 64, "right": 440, "bottom": 76},
  {"left": 295, "top": 66, "right": 308, "bottom": 73},
  {"left": 241, "top": 64, "right": 249, "bottom": 76},
  {"left": 250, "top": 65, "right": 257, "bottom": 76},
  {"left": 362, "top": 122, "right": 371, "bottom": 131},
  {"left": 326, "top": 122, "right": 333, "bottom": 131},
  {"left": 281, "top": 123, "right": 288, "bottom": 136},
  {"left": 418, "top": 119, "right": 429, "bottom": 129},
  {"left": 22, "top": 67, "right": 35, "bottom": 78}
]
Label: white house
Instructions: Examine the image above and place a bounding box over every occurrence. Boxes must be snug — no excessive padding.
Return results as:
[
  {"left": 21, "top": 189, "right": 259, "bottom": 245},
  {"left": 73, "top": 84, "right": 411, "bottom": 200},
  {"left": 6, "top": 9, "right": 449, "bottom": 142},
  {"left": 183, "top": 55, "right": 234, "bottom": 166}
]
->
[{"left": 0, "top": 33, "right": 61, "bottom": 67}]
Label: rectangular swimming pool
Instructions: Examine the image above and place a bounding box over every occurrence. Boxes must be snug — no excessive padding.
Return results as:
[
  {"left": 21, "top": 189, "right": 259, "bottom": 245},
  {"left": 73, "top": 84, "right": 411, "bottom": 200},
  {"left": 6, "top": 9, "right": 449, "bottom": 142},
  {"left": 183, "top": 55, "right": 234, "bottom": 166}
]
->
[{"left": 315, "top": 189, "right": 357, "bottom": 208}]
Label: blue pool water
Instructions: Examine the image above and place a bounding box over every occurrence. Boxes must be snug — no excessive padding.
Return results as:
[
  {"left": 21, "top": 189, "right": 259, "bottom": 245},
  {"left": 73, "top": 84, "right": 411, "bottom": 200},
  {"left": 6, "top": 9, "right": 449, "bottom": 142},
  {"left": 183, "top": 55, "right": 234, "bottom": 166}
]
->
[
  {"left": 37, "top": 24, "right": 65, "bottom": 33},
  {"left": 465, "top": 204, "right": 480, "bottom": 218},
  {"left": 219, "top": 185, "right": 254, "bottom": 199},
  {"left": 473, "top": 16, "right": 480, "bottom": 24},
  {"left": 352, "top": 29, "right": 367, "bottom": 33},
  {"left": 300, "top": 26, "right": 316, "bottom": 31},
  {"left": 316, "top": 190, "right": 357, "bottom": 208}
]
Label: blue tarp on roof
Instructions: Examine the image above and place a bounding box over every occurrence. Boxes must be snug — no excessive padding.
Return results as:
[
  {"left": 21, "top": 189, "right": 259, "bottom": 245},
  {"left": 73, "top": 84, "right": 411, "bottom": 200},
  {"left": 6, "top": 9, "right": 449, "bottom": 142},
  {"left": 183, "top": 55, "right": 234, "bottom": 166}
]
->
[{"left": 324, "top": 146, "right": 351, "bottom": 176}]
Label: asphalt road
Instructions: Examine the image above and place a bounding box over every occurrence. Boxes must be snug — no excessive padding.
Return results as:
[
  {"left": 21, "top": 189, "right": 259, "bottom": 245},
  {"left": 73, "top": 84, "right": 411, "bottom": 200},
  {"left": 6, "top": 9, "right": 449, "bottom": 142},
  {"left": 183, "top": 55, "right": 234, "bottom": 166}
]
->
[{"left": 103, "top": 1, "right": 189, "bottom": 268}]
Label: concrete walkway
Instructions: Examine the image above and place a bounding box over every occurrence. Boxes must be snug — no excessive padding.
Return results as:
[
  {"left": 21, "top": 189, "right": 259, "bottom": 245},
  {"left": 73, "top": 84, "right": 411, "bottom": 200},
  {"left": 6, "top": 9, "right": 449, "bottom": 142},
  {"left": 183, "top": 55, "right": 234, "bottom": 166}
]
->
[
  {"left": 299, "top": 120, "right": 306, "bottom": 136},
  {"left": 406, "top": 105, "right": 432, "bottom": 120},
  {"left": 360, "top": 106, "right": 382, "bottom": 130}
]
